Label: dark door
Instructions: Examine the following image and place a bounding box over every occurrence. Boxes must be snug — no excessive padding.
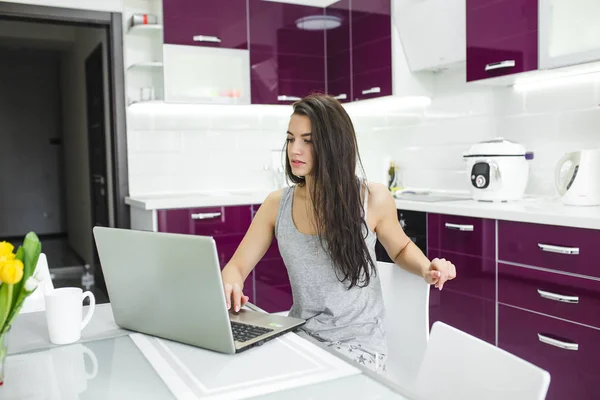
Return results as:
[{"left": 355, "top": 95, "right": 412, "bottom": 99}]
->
[{"left": 85, "top": 43, "right": 109, "bottom": 294}]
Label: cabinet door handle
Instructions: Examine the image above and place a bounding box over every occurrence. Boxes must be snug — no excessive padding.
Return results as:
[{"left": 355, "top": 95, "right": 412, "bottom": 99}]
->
[
  {"left": 193, "top": 35, "right": 222, "bottom": 43},
  {"left": 537, "top": 289, "right": 579, "bottom": 304},
  {"left": 190, "top": 212, "right": 222, "bottom": 220},
  {"left": 537, "top": 243, "right": 579, "bottom": 255},
  {"left": 444, "top": 223, "right": 474, "bottom": 232},
  {"left": 277, "top": 95, "right": 302, "bottom": 102},
  {"left": 485, "top": 60, "right": 515, "bottom": 71},
  {"left": 538, "top": 333, "right": 579, "bottom": 351},
  {"left": 333, "top": 93, "right": 347, "bottom": 100},
  {"left": 361, "top": 87, "right": 381, "bottom": 95}
]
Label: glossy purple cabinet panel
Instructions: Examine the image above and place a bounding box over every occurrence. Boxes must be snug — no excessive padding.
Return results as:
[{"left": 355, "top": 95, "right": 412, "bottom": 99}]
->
[
  {"left": 351, "top": 0, "right": 391, "bottom": 101},
  {"left": 352, "top": 68, "right": 392, "bottom": 101},
  {"left": 157, "top": 206, "right": 252, "bottom": 236},
  {"left": 163, "top": 0, "right": 249, "bottom": 49},
  {"left": 466, "top": 0, "right": 538, "bottom": 81},
  {"left": 498, "top": 221, "right": 600, "bottom": 279},
  {"left": 498, "top": 263, "right": 600, "bottom": 330},
  {"left": 499, "top": 304, "right": 600, "bottom": 400},
  {"left": 326, "top": 0, "right": 351, "bottom": 102},
  {"left": 428, "top": 214, "right": 495, "bottom": 258},
  {"left": 429, "top": 249, "right": 495, "bottom": 301},
  {"left": 254, "top": 257, "right": 293, "bottom": 313},
  {"left": 249, "top": 0, "right": 325, "bottom": 105},
  {"left": 429, "top": 288, "right": 495, "bottom": 345}
]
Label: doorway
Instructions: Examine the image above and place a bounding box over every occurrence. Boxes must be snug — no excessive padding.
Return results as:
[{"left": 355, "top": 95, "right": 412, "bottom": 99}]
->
[{"left": 0, "top": 3, "right": 129, "bottom": 302}]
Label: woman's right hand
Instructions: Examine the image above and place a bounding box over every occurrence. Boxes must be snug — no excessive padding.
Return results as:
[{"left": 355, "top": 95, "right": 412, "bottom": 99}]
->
[{"left": 223, "top": 282, "right": 249, "bottom": 312}]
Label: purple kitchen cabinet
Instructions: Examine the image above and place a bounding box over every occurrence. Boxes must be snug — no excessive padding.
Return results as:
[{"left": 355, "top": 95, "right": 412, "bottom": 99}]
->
[
  {"left": 498, "top": 221, "right": 600, "bottom": 280},
  {"left": 466, "top": 0, "right": 538, "bottom": 82},
  {"left": 429, "top": 288, "right": 495, "bottom": 345},
  {"left": 428, "top": 249, "right": 495, "bottom": 301},
  {"left": 498, "top": 262, "right": 600, "bottom": 330},
  {"left": 163, "top": 0, "right": 249, "bottom": 49},
  {"left": 351, "top": 0, "right": 392, "bottom": 101},
  {"left": 427, "top": 214, "right": 495, "bottom": 259},
  {"left": 325, "top": 0, "right": 351, "bottom": 102},
  {"left": 157, "top": 206, "right": 252, "bottom": 236},
  {"left": 499, "top": 304, "right": 600, "bottom": 400},
  {"left": 254, "top": 257, "right": 293, "bottom": 313},
  {"left": 249, "top": 0, "right": 326, "bottom": 105}
]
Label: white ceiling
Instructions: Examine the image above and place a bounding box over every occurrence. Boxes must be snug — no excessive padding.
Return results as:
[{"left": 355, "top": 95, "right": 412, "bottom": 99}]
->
[{"left": 262, "top": 0, "right": 340, "bottom": 7}]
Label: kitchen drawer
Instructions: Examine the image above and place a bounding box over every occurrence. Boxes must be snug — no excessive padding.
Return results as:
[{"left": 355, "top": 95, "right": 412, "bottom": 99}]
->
[
  {"left": 429, "top": 288, "right": 495, "bottom": 345},
  {"left": 498, "top": 263, "right": 600, "bottom": 330},
  {"left": 157, "top": 205, "right": 252, "bottom": 236},
  {"left": 429, "top": 249, "right": 495, "bottom": 301},
  {"left": 499, "top": 304, "right": 600, "bottom": 400},
  {"left": 427, "top": 214, "right": 495, "bottom": 258},
  {"left": 498, "top": 221, "right": 600, "bottom": 279}
]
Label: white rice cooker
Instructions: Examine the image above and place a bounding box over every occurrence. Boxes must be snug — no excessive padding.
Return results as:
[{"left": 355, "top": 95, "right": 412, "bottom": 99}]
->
[{"left": 463, "top": 138, "right": 534, "bottom": 202}]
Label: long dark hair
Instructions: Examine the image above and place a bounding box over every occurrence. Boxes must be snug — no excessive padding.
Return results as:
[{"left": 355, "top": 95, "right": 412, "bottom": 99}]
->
[{"left": 285, "top": 94, "right": 376, "bottom": 289}]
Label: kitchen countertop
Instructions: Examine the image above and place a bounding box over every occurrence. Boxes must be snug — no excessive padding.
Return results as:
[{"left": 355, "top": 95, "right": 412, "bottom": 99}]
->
[
  {"left": 125, "top": 191, "right": 600, "bottom": 231},
  {"left": 395, "top": 196, "right": 600, "bottom": 230}
]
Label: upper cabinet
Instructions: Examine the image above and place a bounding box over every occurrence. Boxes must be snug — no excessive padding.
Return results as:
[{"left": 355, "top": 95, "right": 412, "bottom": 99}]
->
[
  {"left": 163, "top": 0, "right": 249, "bottom": 49},
  {"left": 539, "top": 0, "right": 600, "bottom": 69},
  {"left": 160, "top": 0, "right": 393, "bottom": 104},
  {"left": 325, "top": 0, "right": 351, "bottom": 102},
  {"left": 350, "top": 0, "right": 392, "bottom": 100},
  {"left": 249, "top": 0, "right": 326, "bottom": 105},
  {"left": 466, "top": 0, "right": 538, "bottom": 82},
  {"left": 162, "top": 0, "right": 251, "bottom": 104}
]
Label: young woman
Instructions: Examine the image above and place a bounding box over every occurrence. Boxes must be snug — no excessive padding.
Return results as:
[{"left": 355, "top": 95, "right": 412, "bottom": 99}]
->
[{"left": 221, "top": 94, "right": 456, "bottom": 372}]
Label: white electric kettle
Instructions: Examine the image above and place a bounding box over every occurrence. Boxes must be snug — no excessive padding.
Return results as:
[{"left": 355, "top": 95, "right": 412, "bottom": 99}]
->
[{"left": 555, "top": 149, "right": 600, "bottom": 206}]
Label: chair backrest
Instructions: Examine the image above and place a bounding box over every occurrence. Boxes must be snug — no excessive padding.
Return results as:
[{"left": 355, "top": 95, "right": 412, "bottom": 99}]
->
[
  {"left": 377, "top": 261, "right": 430, "bottom": 386},
  {"left": 20, "top": 253, "right": 54, "bottom": 314},
  {"left": 413, "top": 321, "right": 551, "bottom": 400}
]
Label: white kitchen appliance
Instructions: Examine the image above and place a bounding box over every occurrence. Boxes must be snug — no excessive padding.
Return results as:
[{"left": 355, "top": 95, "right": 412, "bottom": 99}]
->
[
  {"left": 555, "top": 149, "right": 600, "bottom": 206},
  {"left": 463, "top": 138, "right": 534, "bottom": 202}
]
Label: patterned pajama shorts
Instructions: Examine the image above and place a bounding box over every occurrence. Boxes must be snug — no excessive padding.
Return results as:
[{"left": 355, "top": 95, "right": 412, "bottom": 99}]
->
[{"left": 325, "top": 341, "right": 387, "bottom": 373}]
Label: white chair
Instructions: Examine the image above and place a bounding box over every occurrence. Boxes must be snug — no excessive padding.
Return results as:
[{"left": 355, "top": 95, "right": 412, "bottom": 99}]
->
[
  {"left": 377, "top": 261, "right": 430, "bottom": 386},
  {"left": 412, "top": 321, "right": 551, "bottom": 400},
  {"left": 20, "top": 253, "right": 54, "bottom": 314}
]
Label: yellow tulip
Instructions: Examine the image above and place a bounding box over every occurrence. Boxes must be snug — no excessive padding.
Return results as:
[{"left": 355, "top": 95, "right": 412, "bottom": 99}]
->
[
  {"left": 0, "top": 241, "right": 15, "bottom": 260},
  {"left": 0, "top": 259, "right": 24, "bottom": 284}
]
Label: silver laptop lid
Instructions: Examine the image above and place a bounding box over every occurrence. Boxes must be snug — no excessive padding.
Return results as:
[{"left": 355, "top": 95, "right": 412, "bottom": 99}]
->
[{"left": 93, "top": 227, "right": 236, "bottom": 354}]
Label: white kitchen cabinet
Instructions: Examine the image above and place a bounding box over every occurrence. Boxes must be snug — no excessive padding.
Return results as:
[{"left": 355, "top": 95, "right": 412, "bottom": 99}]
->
[
  {"left": 395, "top": 0, "right": 465, "bottom": 72},
  {"left": 539, "top": 0, "right": 600, "bottom": 69},
  {"left": 163, "top": 44, "right": 251, "bottom": 104}
]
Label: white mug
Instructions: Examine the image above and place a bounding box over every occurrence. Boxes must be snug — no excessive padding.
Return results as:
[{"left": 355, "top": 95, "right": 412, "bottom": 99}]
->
[{"left": 44, "top": 288, "right": 96, "bottom": 345}]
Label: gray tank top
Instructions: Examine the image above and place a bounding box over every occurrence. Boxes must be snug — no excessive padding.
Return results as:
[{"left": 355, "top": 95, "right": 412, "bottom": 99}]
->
[{"left": 274, "top": 184, "right": 387, "bottom": 356}]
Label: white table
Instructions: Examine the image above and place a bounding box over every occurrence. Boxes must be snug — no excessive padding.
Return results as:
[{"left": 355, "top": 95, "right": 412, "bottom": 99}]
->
[{"left": 1, "top": 304, "right": 420, "bottom": 400}]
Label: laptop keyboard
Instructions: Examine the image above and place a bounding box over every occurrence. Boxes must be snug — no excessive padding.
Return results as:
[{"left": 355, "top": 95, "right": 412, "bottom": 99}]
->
[{"left": 231, "top": 321, "right": 274, "bottom": 343}]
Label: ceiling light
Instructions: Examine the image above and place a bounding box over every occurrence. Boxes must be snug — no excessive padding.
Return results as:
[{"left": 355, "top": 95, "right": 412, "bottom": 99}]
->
[{"left": 295, "top": 15, "right": 341, "bottom": 31}]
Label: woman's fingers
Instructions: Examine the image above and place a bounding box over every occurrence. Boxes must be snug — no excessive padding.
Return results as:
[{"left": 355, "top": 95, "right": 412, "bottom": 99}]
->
[
  {"left": 224, "top": 283, "right": 233, "bottom": 310},
  {"left": 232, "top": 285, "right": 243, "bottom": 312}
]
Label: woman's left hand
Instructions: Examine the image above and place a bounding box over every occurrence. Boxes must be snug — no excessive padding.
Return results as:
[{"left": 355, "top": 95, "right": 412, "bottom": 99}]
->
[{"left": 423, "top": 258, "right": 456, "bottom": 290}]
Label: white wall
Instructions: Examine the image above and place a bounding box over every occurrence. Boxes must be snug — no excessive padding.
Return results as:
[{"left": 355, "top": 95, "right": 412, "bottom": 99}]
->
[
  {"left": 0, "top": 0, "right": 122, "bottom": 12},
  {"left": 61, "top": 26, "right": 112, "bottom": 265},
  {"left": 352, "top": 70, "right": 600, "bottom": 197}
]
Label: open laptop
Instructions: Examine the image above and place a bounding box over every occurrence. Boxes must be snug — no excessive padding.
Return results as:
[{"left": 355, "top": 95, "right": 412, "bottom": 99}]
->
[{"left": 92, "top": 226, "right": 305, "bottom": 354}]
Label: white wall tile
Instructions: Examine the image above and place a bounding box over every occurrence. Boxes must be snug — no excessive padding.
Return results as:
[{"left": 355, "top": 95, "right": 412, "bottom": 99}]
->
[{"left": 525, "top": 77, "right": 598, "bottom": 114}]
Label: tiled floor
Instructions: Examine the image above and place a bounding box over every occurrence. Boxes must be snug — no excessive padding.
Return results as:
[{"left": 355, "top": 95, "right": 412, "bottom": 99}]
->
[{"left": 2, "top": 233, "right": 110, "bottom": 304}]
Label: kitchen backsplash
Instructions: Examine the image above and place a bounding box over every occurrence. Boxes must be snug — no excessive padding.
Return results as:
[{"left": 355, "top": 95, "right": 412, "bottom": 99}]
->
[
  {"left": 353, "top": 69, "right": 600, "bottom": 197},
  {"left": 127, "top": 70, "right": 600, "bottom": 197}
]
